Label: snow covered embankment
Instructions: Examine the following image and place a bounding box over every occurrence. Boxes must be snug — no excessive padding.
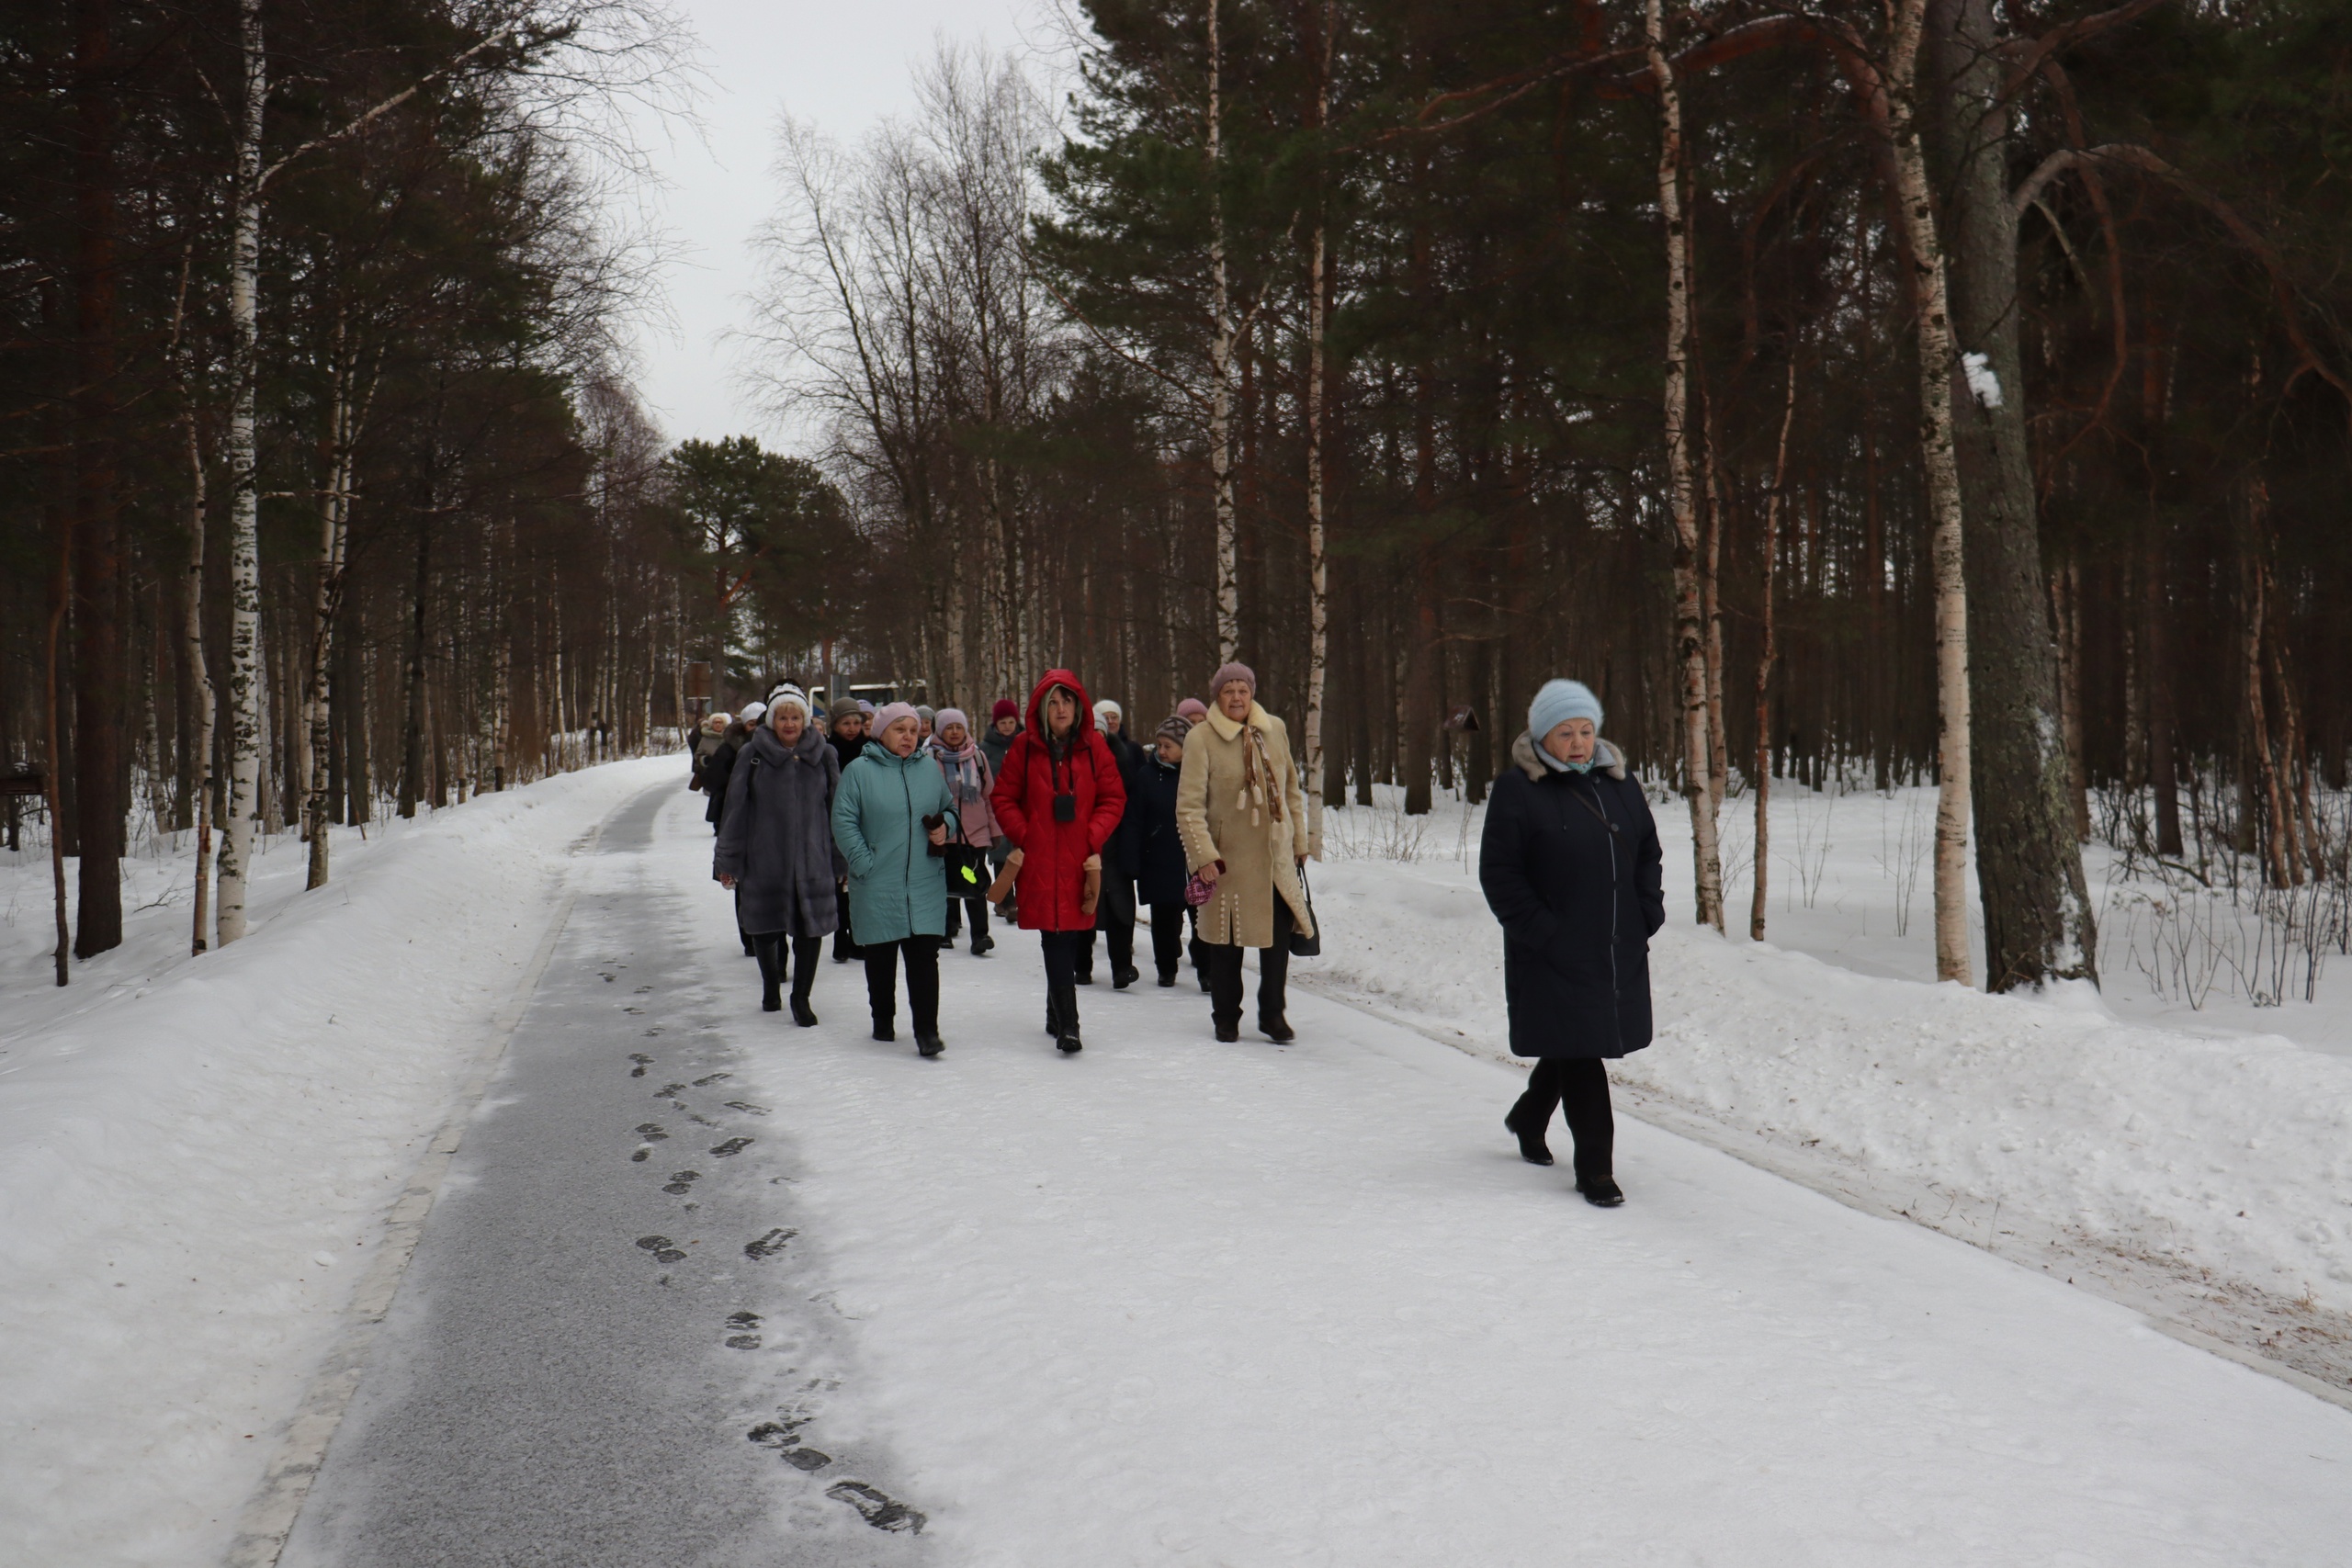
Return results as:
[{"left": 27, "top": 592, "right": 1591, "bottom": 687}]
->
[
  {"left": 1304, "top": 852, "right": 2352, "bottom": 1395},
  {"left": 0, "top": 757, "right": 675, "bottom": 1568}
]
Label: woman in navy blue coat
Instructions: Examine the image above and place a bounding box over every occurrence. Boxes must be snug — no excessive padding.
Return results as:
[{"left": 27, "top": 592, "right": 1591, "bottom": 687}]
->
[{"left": 1477, "top": 680, "right": 1664, "bottom": 1205}]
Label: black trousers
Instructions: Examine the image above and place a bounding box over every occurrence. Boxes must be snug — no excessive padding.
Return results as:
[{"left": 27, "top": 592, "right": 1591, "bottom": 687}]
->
[
  {"left": 1038, "top": 928, "right": 1091, "bottom": 1031},
  {"left": 944, "top": 895, "right": 990, "bottom": 942},
  {"left": 1206, "top": 897, "right": 1294, "bottom": 1030},
  {"left": 1082, "top": 874, "right": 1137, "bottom": 975},
  {"left": 1520, "top": 1057, "right": 1615, "bottom": 1182},
  {"left": 1147, "top": 901, "right": 1186, "bottom": 979},
  {"left": 1187, "top": 904, "right": 1210, "bottom": 980},
  {"left": 752, "top": 933, "right": 820, "bottom": 1003},
  {"left": 863, "top": 938, "right": 939, "bottom": 1034},
  {"left": 831, "top": 886, "right": 863, "bottom": 960}
]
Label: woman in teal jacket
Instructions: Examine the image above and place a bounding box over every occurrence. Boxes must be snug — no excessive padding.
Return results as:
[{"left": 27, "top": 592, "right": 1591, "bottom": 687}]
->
[{"left": 832, "top": 702, "right": 956, "bottom": 1056}]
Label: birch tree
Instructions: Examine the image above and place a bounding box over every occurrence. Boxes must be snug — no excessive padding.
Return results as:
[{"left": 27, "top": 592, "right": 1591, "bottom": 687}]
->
[{"left": 1646, "top": 0, "right": 1724, "bottom": 933}]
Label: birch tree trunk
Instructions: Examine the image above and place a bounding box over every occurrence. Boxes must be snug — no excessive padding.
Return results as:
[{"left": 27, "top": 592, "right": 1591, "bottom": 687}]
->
[
  {"left": 185, "top": 408, "right": 217, "bottom": 952},
  {"left": 303, "top": 331, "right": 356, "bottom": 889},
  {"left": 213, "top": 0, "right": 266, "bottom": 946},
  {"left": 1752, "top": 357, "right": 1797, "bottom": 942},
  {"left": 1303, "top": 196, "right": 1329, "bottom": 856},
  {"left": 1645, "top": 0, "right": 1724, "bottom": 932},
  {"left": 1206, "top": 0, "right": 1238, "bottom": 661},
  {"left": 1885, "top": 0, "right": 1973, "bottom": 984},
  {"left": 1930, "top": 0, "right": 2095, "bottom": 988}
]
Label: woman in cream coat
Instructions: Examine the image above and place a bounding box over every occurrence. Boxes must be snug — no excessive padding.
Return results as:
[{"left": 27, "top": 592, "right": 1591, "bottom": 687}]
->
[{"left": 1176, "top": 661, "right": 1316, "bottom": 1043}]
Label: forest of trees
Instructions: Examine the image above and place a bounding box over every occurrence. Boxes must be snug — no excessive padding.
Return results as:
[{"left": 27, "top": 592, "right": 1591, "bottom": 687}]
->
[
  {"left": 749, "top": 0, "right": 2352, "bottom": 995},
  {"left": 10, "top": 0, "right": 2352, "bottom": 997}
]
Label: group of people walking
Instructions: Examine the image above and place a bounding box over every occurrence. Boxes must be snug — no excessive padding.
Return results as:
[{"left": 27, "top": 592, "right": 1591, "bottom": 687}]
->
[
  {"left": 694, "top": 665, "right": 1661, "bottom": 1208},
  {"left": 698, "top": 662, "right": 1313, "bottom": 1062}
]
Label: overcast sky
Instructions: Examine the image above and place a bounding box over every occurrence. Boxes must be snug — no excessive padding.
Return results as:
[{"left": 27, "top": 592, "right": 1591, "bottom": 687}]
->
[{"left": 621, "top": 0, "right": 1059, "bottom": 450}]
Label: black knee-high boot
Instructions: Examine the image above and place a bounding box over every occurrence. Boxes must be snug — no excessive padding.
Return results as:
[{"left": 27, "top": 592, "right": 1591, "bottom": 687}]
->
[
  {"left": 752, "top": 934, "right": 784, "bottom": 1012},
  {"left": 788, "top": 936, "right": 820, "bottom": 1026}
]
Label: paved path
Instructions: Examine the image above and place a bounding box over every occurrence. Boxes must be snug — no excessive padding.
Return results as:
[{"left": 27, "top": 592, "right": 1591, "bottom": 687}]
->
[
  {"left": 284, "top": 783, "right": 2352, "bottom": 1565},
  {"left": 283, "top": 784, "right": 925, "bottom": 1567}
]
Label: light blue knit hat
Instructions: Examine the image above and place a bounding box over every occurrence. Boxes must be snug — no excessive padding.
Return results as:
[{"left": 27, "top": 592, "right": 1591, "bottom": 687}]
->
[{"left": 1528, "top": 679, "right": 1603, "bottom": 742}]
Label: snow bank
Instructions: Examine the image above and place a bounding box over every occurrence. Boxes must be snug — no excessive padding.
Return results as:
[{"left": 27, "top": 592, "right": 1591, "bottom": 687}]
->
[
  {"left": 1305, "top": 837, "right": 2352, "bottom": 1390},
  {"left": 0, "top": 758, "right": 676, "bottom": 1567}
]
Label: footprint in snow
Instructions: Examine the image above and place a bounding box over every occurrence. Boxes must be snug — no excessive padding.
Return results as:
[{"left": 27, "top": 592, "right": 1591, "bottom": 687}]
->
[
  {"left": 656, "top": 1082, "right": 688, "bottom": 1098},
  {"left": 725, "top": 1309, "right": 763, "bottom": 1348},
  {"left": 636, "top": 1122, "right": 668, "bottom": 1141},
  {"left": 724, "top": 1100, "right": 771, "bottom": 1116},
  {"left": 709, "top": 1137, "right": 752, "bottom": 1158},
  {"left": 828, "top": 1481, "right": 925, "bottom": 1534},
  {"left": 628, "top": 1052, "right": 652, "bottom": 1078},
  {"left": 663, "top": 1170, "right": 701, "bottom": 1195},
  {"left": 636, "top": 1235, "right": 686, "bottom": 1264},
  {"left": 744, "top": 1228, "right": 796, "bottom": 1261},
  {"left": 749, "top": 1418, "right": 831, "bottom": 1471},
  {"left": 694, "top": 1071, "right": 730, "bottom": 1086}
]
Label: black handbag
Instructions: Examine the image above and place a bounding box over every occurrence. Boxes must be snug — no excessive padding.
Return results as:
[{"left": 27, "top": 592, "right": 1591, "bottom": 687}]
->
[{"left": 1288, "top": 863, "right": 1321, "bottom": 958}]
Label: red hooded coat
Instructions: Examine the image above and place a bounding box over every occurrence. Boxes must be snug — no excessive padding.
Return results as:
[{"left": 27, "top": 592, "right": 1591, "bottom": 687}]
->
[{"left": 989, "top": 669, "right": 1128, "bottom": 931}]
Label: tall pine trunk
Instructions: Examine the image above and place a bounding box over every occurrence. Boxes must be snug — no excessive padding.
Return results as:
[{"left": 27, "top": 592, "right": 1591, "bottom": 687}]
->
[
  {"left": 1930, "top": 0, "right": 2095, "bottom": 988},
  {"left": 70, "top": 0, "right": 124, "bottom": 959},
  {"left": 1753, "top": 358, "right": 1797, "bottom": 942}
]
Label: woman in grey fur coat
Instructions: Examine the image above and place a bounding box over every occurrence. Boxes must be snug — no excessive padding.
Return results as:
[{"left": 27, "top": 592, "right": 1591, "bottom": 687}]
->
[{"left": 717, "top": 686, "right": 842, "bottom": 1024}]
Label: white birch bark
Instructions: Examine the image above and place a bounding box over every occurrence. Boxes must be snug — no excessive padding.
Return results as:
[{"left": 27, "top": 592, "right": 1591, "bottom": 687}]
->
[
  {"left": 1646, "top": 0, "right": 1724, "bottom": 932},
  {"left": 1886, "top": 0, "right": 1974, "bottom": 984},
  {"left": 1302, "top": 3, "right": 1331, "bottom": 853},
  {"left": 1206, "top": 0, "right": 1238, "bottom": 661},
  {"left": 214, "top": 0, "right": 266, "bottom": 946}
]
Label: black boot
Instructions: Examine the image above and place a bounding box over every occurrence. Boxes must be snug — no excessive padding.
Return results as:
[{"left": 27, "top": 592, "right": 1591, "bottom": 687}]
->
[
  {"left": 1577, "top": 1177, "right": 1625, "bottom": 1207},
  {"left": 872, "top": 1016, "right": 896, "bottom": 1043},
  {"left": 971, "top": 929, "right": 994, "bottom": 956},
  {"left": 1157, "top": 969, "right": 1177, "bottom": 987},
  {"left": 1259, "top": 1015, "right": 1295, "bottom": 1043},
  {"left": 1114, "top": 963, "right": 1140, "bottom": 990},
  {"left": 1052, "top": 984, "right": 1082, "bottom": 1054},
  {"left": 1505, "top": 1096, "right": 1555, "bottom": 1167},
  {"left": 916, "top": 1032, "right": 945, "bottom": 1058},
  {"left": 788, "top": 938, "right": 819, "bottom": 1027},
  {"left": 753, "top": 935, "right": 784, "bottom": 1013}
]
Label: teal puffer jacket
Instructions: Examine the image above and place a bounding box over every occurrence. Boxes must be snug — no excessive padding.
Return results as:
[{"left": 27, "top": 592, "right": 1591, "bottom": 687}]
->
[{"left": 832, "top": 739, "right": 956, "bottom": 944}]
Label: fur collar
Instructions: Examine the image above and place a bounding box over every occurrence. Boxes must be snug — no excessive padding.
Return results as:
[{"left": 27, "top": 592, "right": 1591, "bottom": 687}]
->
[
  {"left": 1510, "top": 729, "right": 1625, "bottom": 782},
  {"left": 1204, "top": 699, "right": 1272, "bottom": 742}
]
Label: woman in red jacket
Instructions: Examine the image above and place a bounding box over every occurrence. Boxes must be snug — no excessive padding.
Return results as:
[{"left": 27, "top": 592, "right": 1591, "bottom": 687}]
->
[{"left": 989, "top": 669, "right": 1127, "bottom": 1054}]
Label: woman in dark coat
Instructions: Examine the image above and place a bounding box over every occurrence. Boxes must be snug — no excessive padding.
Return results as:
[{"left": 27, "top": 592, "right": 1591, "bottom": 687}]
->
[
  {"left": 716, "top": 689, "right": 841, "bottom": 1024},
  {"left": 989, "top": 670, "right": 1126, "bottom": 1054},
  {"left": 1477, "top": 679, "right": 1664, "bottom": 1206},
  {"left": 1131, "top": 715, "right": 1195, "bottom": 987},
  {"left": 1086, "top": 699, "right": 1145, "bottom": 988}
]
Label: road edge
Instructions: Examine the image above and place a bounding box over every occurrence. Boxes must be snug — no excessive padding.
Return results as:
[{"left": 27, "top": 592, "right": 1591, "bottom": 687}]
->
[{"left": 1287, "top": 968, "right": 2352, "bottom": 1418}]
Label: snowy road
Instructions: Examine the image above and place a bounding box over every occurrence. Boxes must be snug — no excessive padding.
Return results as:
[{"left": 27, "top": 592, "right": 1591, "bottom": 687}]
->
[{"left": 282, "top": 783, "right": 2352, "bottom": 1565}]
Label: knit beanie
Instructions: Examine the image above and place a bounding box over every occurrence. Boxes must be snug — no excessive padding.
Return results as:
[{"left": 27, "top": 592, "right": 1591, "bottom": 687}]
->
[
  {"left": 1155, "top": 714, "right": 1193, "bottom": 748},
  {"left": 991, "top": 698, "right": 1020, "bottom": 722},
  {"left": 916, "top": 705, "right": 935, "bottom": 725},
  {"left": 738, "top": 700, "right": 768, "bottom": 724},
  {"left": 1094, "top": 698, "right": 1122, "bottom": 727},
  {"left": 767, "top": 684, "right": 810, "bottom": 717},
  {"left": 1209, "top": 662, "right": 1256, "bottom": 700},
  {"left": 1528, "top": 680, "right": 1603, "bottom": 744},
  {"left": 934, "top": 706, "right": 969, "bottom": 736},
  {"left": 857, "top": 699, "right": 876, "bottom": 716},
  {"left": 871, "top": 701, "right": 918, "bottom": 737},
  {"left": 1177, "top": 698, "right": 1208, "bottom": 723}
]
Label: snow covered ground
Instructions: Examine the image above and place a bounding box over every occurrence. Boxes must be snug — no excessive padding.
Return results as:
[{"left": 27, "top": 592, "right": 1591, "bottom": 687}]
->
[
  {"left": 5, "top": 760, "right": 2349, "bottom": 1564},
  {"left": 1312, "top": 783, "right": 2352, "bottom": 1389},
  {"left": 0, "top": 757, "right": 680, "bottom": 1565}
]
